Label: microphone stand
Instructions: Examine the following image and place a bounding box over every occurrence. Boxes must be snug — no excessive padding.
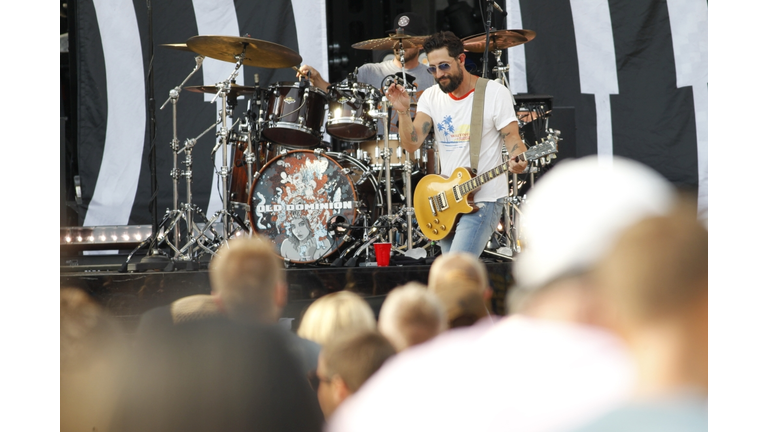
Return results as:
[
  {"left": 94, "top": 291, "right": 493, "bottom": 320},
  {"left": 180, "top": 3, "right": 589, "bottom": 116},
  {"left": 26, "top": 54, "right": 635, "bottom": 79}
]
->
[
  {"left": 481, "top": 0, "right": 494, "bottom": 78},
  {"left": 129, "top": 0, "right": 173, "bottom": 271}
]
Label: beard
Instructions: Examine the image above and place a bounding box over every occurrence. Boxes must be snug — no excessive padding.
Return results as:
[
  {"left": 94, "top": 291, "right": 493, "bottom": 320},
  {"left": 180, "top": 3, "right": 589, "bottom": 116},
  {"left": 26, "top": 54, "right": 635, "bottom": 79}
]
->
[{"left": 438, "top": 70, "right": 464, "bottom": 93}]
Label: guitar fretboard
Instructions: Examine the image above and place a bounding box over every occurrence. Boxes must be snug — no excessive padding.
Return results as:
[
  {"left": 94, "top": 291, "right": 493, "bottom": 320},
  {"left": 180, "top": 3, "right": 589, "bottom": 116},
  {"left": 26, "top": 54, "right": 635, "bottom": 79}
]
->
[{"left": 457, "top": 163, "right": 509, "bottom": 196}]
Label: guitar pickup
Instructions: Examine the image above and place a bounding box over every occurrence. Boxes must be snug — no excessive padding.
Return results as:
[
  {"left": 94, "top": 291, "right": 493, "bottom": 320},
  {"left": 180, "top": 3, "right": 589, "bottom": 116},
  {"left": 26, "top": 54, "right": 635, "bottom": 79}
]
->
[
  {"left": 452, "top": 185, "right": 462, "bottom": 203},
  {"left": 436, "top": 191, "right": 449, "bottom": 211}
]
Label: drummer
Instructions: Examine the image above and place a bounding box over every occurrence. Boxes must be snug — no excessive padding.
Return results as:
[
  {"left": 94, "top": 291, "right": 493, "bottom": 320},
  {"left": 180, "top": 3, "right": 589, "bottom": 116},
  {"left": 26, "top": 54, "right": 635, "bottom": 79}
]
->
[{"left": 297, "top": 12, "right": 435, "bottom": 133}]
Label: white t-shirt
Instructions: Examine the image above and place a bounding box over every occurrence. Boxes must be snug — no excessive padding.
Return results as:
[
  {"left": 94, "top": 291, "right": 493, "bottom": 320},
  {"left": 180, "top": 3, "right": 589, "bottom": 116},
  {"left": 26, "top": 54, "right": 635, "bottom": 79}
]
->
[
  {"left": 327, "top": 316, "right": 634, "bottom": 432},
  {"left": 417, "top": 79, "right": 517, "bottom": 202}
]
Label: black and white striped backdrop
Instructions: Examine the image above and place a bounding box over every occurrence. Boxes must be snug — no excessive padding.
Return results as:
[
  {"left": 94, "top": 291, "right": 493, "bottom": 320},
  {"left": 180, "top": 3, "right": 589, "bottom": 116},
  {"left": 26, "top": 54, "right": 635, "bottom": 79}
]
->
[{"left": 74, "top": 0, "right": 707, "bottom": 226}]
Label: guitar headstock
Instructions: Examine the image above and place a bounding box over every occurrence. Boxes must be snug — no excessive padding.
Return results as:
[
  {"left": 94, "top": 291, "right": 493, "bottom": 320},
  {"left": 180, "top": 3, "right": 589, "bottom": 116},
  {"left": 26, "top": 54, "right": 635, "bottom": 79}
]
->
[{"left": 519, "top": 131, "right": 560, "bottom": 162}]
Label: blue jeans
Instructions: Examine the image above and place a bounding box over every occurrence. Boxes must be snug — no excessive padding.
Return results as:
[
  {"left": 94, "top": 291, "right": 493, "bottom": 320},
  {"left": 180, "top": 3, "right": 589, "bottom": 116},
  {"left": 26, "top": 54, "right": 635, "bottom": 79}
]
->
[{"left": 440, "top": 199, "right": 504, "bottom": 257}]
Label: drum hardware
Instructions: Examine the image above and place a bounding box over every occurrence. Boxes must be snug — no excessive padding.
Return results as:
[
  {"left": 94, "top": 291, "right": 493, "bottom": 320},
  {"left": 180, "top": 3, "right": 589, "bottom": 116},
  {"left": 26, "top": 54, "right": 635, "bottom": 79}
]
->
[{"left": 158, "top": 53, "right": 204, "bottom": 254}]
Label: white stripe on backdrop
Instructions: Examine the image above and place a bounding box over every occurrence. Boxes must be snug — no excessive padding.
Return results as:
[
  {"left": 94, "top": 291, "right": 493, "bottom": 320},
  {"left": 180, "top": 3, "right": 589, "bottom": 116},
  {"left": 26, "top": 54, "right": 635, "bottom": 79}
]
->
[
  {"left": 570, "top": 0, "right": 619, "bottom": 166},
  {"left": 84, "top": 0, "right": 146, "bottom": 226},
  {"left": 191, "top": 0, "right": 243, "bottom": 220},
  {"left": 667, "top": 0, "right": 708, "bottom": 219},
  {"left": 505, "top": 0, "right": 528, "bottom": 94}
]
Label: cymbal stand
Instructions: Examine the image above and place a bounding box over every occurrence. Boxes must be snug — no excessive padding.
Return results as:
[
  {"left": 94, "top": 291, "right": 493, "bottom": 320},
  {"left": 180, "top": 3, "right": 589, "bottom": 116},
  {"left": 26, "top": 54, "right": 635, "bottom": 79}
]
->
[
  {"left": 159, "top": 55, "right": 204, "bottom": 254},
  {"left": 207, "top": 50, "right": 246, "bottom": 246},
  {"left": 370, "top": 99, "right": 394, "bottom": 243},
  {"left": 491, "top": 49, "right": 510, "bottom": 87},
  {"left": 165, "top": 121, "right": 219, "bottom": 260}
]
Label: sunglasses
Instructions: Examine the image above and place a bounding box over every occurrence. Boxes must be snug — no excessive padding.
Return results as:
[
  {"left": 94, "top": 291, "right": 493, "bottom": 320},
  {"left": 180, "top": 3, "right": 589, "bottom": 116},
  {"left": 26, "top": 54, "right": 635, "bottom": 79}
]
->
[
  {"left": 307, "top": 369, "right": 332, "bottom": 391},
  {"left": 426, "top": 62, "right": 452, "bottom": 75}
]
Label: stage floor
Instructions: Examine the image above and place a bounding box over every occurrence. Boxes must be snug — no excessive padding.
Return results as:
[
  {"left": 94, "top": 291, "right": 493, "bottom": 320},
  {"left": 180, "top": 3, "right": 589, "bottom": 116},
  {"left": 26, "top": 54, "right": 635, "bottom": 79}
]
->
[{"left": 61, "top": 257, "right": 515, "bottom": 332}]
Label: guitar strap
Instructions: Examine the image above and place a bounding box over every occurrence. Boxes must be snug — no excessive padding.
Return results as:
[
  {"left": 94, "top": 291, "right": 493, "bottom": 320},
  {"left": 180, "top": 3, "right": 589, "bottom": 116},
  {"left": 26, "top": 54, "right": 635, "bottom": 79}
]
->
[{"left": 469, "top": 77, "right": 490, "bottom": 173}]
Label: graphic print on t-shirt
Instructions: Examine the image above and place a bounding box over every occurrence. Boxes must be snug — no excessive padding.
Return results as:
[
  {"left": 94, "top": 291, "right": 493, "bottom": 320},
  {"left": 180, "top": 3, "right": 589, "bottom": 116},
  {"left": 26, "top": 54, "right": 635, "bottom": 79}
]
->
[{"left": 435, "top": 115, "right": 469, "bottom": 152}]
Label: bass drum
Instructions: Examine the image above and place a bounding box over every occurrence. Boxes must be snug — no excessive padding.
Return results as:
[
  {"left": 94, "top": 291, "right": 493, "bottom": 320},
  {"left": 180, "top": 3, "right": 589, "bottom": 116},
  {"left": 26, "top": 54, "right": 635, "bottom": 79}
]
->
[{"left": 247, "top": 150, "right": 370, "bottom": 264}]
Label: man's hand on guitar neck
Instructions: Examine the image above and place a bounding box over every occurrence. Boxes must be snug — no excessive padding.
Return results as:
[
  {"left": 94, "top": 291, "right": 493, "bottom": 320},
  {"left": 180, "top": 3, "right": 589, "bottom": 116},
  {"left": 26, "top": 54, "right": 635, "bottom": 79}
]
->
[{"left": 500, "top": 121, "right": 528, "bottom": 174}]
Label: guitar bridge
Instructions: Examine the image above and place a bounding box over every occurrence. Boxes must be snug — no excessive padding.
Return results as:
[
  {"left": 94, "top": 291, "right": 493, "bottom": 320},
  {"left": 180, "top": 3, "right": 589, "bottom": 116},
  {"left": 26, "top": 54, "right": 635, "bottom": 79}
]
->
[{"left": 428, "top": 196, "right": 437, "bottom": 216}]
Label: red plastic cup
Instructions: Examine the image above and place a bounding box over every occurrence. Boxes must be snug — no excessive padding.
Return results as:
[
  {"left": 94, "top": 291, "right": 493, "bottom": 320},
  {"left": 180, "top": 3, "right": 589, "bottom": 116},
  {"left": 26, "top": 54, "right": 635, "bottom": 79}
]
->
[{"left": 373, "top": 242, "right": 392, "bottom": 267}]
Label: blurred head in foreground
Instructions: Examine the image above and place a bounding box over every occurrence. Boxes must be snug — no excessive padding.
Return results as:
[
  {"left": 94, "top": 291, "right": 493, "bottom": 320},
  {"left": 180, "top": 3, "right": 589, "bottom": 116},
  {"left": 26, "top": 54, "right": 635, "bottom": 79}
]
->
[
  {"left": 594, "top": 195, "right": 707, "bottom": 396},
  {"left": 61, "top": 287, "right": 127, "bottom": 432},
  {"left": 428, "top": 252, "right": 491, "bottom": 327},
  {"left": 209, "top": 234, "right": 287, "bottom": 324},
  {"left": 508, "top": 156, "right": 676, "bottom": 325},
  {"left": 313, "top": 329, "right": 396, "bottom": 418},
  {"left": 378, "top": 282, "right": 448, "bottom": 351},
  {"left": 298, "top": 290, "right": 377, "bottom": 346}
]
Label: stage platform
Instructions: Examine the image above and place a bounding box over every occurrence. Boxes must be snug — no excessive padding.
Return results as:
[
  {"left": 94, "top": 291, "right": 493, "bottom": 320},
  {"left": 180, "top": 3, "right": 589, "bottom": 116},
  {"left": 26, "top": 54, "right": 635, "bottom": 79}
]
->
[{"left": 60, "top": 255, "right": 515, "bottom": 332}]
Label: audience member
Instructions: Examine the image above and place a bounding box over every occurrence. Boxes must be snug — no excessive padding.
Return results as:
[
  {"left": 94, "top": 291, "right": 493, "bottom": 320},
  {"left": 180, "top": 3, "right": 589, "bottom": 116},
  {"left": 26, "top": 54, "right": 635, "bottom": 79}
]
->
[
  {"left": 113, "top": 235, "right": 325, "bottom": 432},
  {"left": 378, "top": 282, "right": 448, "bottom": 351},
  {"left": 61, "top": 287, "right": 128, "bottom": 432},
  {"left": 428, "top": 252, "right": 493, "bottom": 327},
  {"left": 113, "top": 317, "right": 324, "bottom": 432},
  {"left": 134, "top": 235, "right": 321, "bottom": 374},
  {"left": 571, "top": 196, "right": 707, "bottom": 431},
  {"left": 310, "top": 329, "right": 397, "bottom": 418},
  {"left": 297, "top": 290, "right": 377, "bottom": 346},
  {"left": 327, "top": 156, "right": 677, "bottom": 432}
]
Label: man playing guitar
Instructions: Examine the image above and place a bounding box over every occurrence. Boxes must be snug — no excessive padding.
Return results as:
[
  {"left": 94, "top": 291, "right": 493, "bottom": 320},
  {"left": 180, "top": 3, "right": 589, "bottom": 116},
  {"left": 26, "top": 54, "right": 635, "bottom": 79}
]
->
[{"left": 386, "top": 31, "right": 528, "bottom": 257}]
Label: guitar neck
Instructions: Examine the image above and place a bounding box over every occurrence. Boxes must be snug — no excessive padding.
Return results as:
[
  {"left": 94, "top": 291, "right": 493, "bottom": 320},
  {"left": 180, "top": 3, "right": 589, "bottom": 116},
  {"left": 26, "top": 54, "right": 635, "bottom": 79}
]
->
[{"left": 456, "top": 162, "right": 509, "bottom": 196}]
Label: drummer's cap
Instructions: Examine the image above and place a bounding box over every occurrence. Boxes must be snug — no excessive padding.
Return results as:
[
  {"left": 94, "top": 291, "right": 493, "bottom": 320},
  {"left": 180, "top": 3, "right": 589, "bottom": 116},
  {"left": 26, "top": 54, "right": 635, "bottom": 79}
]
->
[{"left": 387, "top": 12, "right": 428, "bottom": 36}]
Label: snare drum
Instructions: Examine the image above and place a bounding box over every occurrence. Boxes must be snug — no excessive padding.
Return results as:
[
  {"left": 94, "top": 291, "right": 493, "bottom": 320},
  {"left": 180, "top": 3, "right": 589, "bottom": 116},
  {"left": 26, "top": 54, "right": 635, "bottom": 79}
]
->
[
  {"left": 247, "top": 150, "right": 366, "bottom": 264},
  {"left": 326, "top": 82, "right": 382, "bottom": 141},
  {"left": 263, "top": 82, "right": 327, "bottom": 148}
]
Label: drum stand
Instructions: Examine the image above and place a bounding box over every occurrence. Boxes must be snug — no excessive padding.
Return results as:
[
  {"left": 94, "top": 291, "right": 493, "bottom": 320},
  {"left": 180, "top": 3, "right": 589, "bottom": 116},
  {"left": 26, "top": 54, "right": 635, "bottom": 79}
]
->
[
  {"left": 201, "top": 52, "right": 247, "bottom": 250},
  {"left": 159, "top": 55, "right": 204, "bottom": 254}
]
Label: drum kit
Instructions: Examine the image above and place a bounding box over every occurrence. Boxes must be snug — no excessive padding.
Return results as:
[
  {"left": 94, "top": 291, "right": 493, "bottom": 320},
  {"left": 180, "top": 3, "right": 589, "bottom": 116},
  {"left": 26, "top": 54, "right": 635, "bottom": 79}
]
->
[{"left": 146, "top": 27, "right": 556, "bottom": 268}]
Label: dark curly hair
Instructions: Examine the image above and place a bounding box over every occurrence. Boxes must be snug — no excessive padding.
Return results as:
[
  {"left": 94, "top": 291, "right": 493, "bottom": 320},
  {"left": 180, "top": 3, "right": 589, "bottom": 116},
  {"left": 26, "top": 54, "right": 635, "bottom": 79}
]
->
[{"left": 422, "top": 31, "right": 465, "bottom": 59}]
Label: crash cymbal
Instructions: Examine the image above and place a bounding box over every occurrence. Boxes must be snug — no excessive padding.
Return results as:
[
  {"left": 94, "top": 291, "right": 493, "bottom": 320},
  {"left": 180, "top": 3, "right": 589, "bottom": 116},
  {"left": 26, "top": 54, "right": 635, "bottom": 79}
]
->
[
  {"left": 159, "top": 43, "right": 194, "bottom": 52},
  {"left": 352, "top": 33, "right": 428, "bottom": 50},
  {"left": 185, "top": 35, "right": 302, "bottom": 68},
  {"left": 184, "top": 83, "right": 259, "bottom": 97},
  {"left": 462, "top": 29, "right": 536, "bottom": 53}
]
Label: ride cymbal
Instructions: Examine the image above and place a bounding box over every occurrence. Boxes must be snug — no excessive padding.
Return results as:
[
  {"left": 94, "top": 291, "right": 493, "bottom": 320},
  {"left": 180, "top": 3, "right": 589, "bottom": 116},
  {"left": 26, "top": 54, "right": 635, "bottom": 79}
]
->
[
  {"left": 352, "top": 33, "right": 428, "bottom": 50},
  {"left": 185, "top": 83, "right": 259, "bottom": 97},
  {"left": 462, "top": 29, "right": 536, "bottom": 53},
  {"left": 186, "top": 35, "right": 302, "bottom": 68}
]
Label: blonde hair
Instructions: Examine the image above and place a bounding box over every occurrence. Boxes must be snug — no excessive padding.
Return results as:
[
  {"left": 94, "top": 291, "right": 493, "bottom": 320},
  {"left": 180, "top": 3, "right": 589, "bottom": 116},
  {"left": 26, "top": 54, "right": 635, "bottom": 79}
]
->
[
  {"left": 428, "top": 252, "right": 489, "bottom": 295},
  {"left": 209, "top": 235, "right": 286, "bottom": 323},
  {"left": 378, "top": 282, "right": 447, "bottom": 351},
  {"left": 297, "top": 291, "right": 376, "bottom": 346}
]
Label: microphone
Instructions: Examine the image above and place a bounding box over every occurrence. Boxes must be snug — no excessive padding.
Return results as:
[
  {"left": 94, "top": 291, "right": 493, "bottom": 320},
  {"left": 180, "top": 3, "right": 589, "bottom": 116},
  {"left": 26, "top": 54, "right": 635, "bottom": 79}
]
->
[{"left": 491, "top": 1, "right": 507, "bottom": 16}]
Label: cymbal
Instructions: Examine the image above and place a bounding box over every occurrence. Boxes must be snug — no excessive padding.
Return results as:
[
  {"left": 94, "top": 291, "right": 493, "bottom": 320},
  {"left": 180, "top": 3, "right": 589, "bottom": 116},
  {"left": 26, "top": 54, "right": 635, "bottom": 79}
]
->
[
  {"left": 159, "top": 43, "right": 194, "bottom": 52},
  {"left": 185, "top": 35, "right": 302, "bottom": 68},
  {"left": 462, "top": 29, "right": 536, "bottom": 53},
  {"left": 185, "top": 83, "right": 260, "bottom": 97},
  {"left": 352, "top": 33, "right": 428, "bottom": 50}
]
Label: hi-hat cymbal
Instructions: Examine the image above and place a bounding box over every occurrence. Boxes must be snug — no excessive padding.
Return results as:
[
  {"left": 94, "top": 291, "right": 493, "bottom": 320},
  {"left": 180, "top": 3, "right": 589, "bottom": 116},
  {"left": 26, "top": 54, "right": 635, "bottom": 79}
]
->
[
  {"left": 462, "top": 29, "right": 536, "bottom": 53},
  {"left": 352, "top": 33, "right": 428, "bottom": 50},
  {"left": 185, "top": 35, "right": 302, "bottom": 68},
  {"left": 159, "top": 43, "right": 194, "bottom": 52},
  {"left": 185, "top": 83, "right": 259, "bottom": 97}
]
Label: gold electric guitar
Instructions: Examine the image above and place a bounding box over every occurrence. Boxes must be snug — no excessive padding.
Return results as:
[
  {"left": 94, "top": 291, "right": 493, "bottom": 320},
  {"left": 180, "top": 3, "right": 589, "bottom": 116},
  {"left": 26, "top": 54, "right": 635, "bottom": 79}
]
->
[{"left": 414, "top": 136, "right": 558, "bottom": 241}]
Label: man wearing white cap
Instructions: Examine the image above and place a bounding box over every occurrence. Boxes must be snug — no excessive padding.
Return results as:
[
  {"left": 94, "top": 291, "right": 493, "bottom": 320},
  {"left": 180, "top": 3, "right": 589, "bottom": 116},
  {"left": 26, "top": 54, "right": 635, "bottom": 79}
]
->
[{"left": 327, "top": 156, "right": 677, "bottom": 432}]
